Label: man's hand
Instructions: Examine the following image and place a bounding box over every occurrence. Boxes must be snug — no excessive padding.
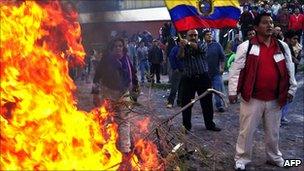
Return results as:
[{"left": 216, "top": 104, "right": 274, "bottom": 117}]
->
[
  {"left": 287, "top": 93, "right": 293, "bottom": 103},
  {"left": 229, "top": 95, "right": 238, "bottom": 104},
  {"left": 93, "top": 94, "right": 101, "bottom": 107},
  {"left": 179, "top": 39, "right": 188, "bottom": 47}
]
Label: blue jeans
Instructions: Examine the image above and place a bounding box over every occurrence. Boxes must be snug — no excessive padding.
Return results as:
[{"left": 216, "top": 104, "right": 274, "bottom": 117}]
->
[
  {"left": 139, "top": 60, "right": 149, "bottom": 82},
  {"left": 281, "top": 103, "right": 289, "bottom": 119},
  {"left": 302, "top": 32, "right": 304, "bottom": 50},
  {"left": 167, "top": 70, "right": 182, "bottom": 105},
  {"left": 211, "top": 74, "right": 224, "bottom": 109}
]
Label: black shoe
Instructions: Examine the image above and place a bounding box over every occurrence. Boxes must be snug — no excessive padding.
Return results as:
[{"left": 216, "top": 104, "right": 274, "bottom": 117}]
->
[
  {"left": 184, "top": 129, "right": 193, "bottom": 134},
  {"left": 206, "top": 126, "right": 221, "bottom": 132},
  {"left": 218, "top": 108, "right": 225, "bottom": 113},
  {"left": 183, "top": 126, "right": 193, "bottom": 134}
]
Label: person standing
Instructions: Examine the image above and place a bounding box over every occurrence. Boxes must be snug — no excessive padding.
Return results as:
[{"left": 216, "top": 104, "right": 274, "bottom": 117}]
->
[
  {"left": 277, "top": 7, "right": 290, "bottom": 33},
  {"left": 289, "top": 8, "right": 304, "bottom": 39},
  {"left": 229, "top": 13, "right": 297, "bottom": 171},
  {"left": 203, "top": 30, "right": 226, "bottom": 113},
  {"left": 125, "top": 38, "right": 137, "bottom": 70},
  {"left": 92, "top": 38, "right": 139, "bottom": 166},
  {"left": 280, "top": 30, "right": 301, "bottom": 125},
  {"left": 137, "top": 41, "right": 149, "bottom": 84},
  {"left": 178, "top": 29, "right": 221, "bottom": 132},
  {"left": 271, "top": 1, "right": 281, "bottom": 19},
  {"left": 148, "top": 39, "right": 163, "bottom": 83},
  {"left": 167, "top": 43, "right": 183, "bottom": 108},
  {"left": 273, "top": 26, "right": 284, "bottom": 40},
  {"left": 239, "top": 6, "right": 255, "bottom": 40},
  {"left": 246, "top": 26, "right": 256, "bottom": 40}
]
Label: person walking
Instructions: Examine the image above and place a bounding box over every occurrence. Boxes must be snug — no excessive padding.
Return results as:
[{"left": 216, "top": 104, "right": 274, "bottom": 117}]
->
[{"left": 228, "top": 13, "right": 297, "bottom": 171}]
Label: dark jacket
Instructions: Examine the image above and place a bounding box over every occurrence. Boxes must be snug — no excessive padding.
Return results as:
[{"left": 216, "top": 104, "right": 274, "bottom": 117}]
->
[
  {"left": 205, "top": 41, "right": 226, "bottom": 77},
  {"left": 148, "top": 46, "right": 163, "bottom": 64},
  {"left": 92, "top": 53, "right": 138, "bottom": 94},
  {"left": 169, "top": 45, "right": 183, "bottom": 71}
]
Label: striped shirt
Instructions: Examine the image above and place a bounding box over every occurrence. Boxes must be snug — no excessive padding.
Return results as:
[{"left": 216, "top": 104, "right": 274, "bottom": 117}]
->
[{"left": 181, "top": 41, "right": 209, "bottom": 77}]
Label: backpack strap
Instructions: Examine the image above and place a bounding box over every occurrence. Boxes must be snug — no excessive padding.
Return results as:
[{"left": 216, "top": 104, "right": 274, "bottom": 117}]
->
[
  {"left": 246, "top": 40, "right": 253, "bottom": 58},
  {"left": 277, "top": 40, "right": 285, "bottom": 55}
]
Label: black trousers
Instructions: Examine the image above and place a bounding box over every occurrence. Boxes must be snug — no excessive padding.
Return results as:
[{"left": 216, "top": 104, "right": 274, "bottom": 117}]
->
[
  {"left": 180, "top": 73, "right": 215, "bottom": 130},
  {"left": 150, "top": 64, "right": 161, "bottom": 82}
]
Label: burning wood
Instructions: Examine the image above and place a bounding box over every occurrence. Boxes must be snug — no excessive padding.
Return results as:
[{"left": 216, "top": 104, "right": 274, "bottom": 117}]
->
[{"left": 0, "top": 1, "right": 162, "bottom": 170}]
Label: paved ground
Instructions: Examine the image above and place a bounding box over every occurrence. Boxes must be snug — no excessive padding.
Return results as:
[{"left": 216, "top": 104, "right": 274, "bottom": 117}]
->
[{"left": 75, "top": 72, "right": 303, "bottom": 171}]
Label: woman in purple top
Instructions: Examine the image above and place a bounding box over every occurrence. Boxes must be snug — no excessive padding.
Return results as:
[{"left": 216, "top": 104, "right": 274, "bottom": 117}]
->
[{"left": 91, "top": 38, "right": 139, "bottom": 161}]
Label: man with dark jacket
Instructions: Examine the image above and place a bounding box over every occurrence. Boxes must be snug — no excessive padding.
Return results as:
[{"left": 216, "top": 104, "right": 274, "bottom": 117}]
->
[
  {"left": 239, "top": 6, "right": 255, "bottom": 40},
  {"left": 167, "top": 44, "right": 183, "bottom": 108},
  {"left": 178, "top": 29, "right": 221, "bottom": 132},
  {"left": 203, "top": 30, "right": 226, "bottom": 112},
  {"left": 148, "top": 39, "right": 163, "bottom": 83}
]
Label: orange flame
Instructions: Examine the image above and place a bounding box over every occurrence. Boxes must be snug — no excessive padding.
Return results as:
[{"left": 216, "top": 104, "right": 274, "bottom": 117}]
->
[
  {"left": 135, "top": 118, "right": 150, "bottom": 134},
  {"left": 0, "top": 1, "right": 163, "bottom": 170},
  {"left": 133, "top": 139, "right": 163, "bottom": 170},
  {"left": 131, "top": 117, "right": 164, "bottom": 170}
]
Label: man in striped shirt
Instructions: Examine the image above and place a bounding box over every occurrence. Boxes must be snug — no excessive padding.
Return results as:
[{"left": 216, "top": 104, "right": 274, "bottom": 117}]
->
[{"left": 178, "top": 29, "right": 221, "bottom": 132}]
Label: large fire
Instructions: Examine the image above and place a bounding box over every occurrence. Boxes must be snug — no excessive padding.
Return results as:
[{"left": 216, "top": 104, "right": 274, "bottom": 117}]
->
[{"left": 0, "top": 1, "right": 162, "bottom": 170}]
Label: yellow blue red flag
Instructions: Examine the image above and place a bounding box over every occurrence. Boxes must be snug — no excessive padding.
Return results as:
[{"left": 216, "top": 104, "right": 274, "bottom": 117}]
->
[{"left": 165, "top": 0, "right": 241, "bottom": 31}]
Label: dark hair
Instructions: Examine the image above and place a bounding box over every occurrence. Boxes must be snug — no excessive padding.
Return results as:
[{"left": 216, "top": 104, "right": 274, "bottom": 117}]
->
[
  {"left": 108, "top": 37, "right": 128, "bottom": 55},
  {"left": 252, "top": 6, "right": 258, "bottom": 11},
  {"left": 202, "top": 30, "right": 211, "bottom": 37},
  {"left": 247, "top": 25, "right": 255, "bottom": 33},
  {"left": 284, "top": 30, "right": 297, "bottom": 39},
  {"left": 254, "top": 12, "right": 272, "bottom": 26}
]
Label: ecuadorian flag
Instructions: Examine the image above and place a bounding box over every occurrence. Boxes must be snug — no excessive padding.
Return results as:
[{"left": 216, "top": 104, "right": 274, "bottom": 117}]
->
[{"left": 165, "top": 0, "right": 241, "bottom": 31}]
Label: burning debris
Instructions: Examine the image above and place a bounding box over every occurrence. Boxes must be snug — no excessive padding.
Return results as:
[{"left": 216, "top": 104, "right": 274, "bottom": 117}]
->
[{"left": 0, "top": 1, "right": 162, "bottom": 170}]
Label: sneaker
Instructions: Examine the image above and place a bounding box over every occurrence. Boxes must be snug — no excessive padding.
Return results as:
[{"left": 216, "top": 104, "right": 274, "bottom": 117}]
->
[
  {"left": 166, "top": 103, "right": 173, "bottom": 108},
  {"left": 235, "top": 161, "right": 246, "bottom": 171},
  {"left": 280, "top": 117, "right": 289, "bottom": 125}
]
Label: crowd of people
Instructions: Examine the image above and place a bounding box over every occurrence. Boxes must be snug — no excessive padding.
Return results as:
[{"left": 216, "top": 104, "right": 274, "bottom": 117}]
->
[{"left": 72, "top": 1, "right": 303, "bottom": 170}]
